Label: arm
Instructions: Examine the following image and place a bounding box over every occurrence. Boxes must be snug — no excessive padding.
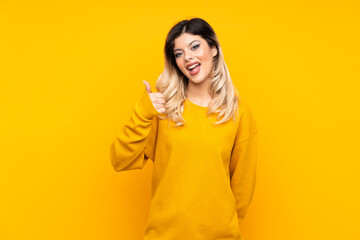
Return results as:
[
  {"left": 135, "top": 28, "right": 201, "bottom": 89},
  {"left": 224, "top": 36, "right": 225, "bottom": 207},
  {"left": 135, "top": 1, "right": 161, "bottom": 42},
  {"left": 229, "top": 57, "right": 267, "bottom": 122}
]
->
[
  {"left": 110, "top": 89, "right": 160, "bottom": 172},
  {"left": 229, "top": 102, "right": 258, "bottom": 226}
]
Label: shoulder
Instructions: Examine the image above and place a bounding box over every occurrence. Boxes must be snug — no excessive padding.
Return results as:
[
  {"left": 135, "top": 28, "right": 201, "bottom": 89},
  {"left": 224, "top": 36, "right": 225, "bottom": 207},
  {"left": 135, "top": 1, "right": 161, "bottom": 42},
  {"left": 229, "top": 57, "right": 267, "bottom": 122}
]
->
[
  {"left": 237, "top": 99, "right": 251, "bottom": 115},
  {"left": 235, "top": 99, "right": 258, "bottom": 143}
]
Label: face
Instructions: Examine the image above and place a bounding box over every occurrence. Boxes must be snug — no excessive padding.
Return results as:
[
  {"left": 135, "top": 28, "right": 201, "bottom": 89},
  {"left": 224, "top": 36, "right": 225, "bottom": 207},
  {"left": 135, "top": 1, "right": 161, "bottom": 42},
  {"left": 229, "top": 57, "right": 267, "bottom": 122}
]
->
[{"left": 173, "top": 33, "right": 218, "bottom": 84}]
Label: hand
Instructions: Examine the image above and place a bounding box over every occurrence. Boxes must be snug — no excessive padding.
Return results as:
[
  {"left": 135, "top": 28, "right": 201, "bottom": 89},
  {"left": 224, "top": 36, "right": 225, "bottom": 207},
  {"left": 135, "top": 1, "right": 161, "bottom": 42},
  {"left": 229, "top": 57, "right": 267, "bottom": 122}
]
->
[{"left": 143, "top": 80, "right": 166, "bottom": 114}]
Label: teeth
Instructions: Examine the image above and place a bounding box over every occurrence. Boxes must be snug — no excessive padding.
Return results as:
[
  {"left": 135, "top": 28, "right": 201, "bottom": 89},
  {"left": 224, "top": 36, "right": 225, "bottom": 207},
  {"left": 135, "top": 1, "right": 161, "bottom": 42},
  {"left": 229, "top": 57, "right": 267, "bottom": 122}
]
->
[{"left": 188, "top": 63, "right": 199, "bottom": 70}]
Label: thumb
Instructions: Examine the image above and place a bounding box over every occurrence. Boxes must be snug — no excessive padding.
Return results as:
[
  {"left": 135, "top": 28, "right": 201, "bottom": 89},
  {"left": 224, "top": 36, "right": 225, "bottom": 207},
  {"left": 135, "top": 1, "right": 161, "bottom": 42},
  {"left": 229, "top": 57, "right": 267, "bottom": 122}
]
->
[{"left": 143, "top": 80, "right": 152, "bottom": 93}]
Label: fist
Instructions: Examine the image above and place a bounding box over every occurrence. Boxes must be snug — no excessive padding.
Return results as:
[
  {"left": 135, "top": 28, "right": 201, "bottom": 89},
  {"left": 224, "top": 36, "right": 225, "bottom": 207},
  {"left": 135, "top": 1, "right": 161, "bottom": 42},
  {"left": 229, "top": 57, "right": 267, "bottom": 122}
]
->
[{"left": 143, "top": 80, "right": 166, "bottom": 114}]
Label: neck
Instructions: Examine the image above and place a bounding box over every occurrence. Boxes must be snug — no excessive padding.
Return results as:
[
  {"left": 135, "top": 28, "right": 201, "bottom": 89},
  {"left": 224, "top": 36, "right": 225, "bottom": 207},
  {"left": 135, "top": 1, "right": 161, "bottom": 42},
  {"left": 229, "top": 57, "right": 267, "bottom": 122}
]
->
[{"left": 185, "top": 77, "right": 212, "bottom": 106}]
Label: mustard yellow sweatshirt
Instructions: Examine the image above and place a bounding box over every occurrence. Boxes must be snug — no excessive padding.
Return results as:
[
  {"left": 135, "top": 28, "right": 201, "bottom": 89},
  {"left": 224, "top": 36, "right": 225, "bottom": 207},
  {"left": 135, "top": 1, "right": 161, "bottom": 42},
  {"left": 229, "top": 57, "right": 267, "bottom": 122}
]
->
[{"left": 110, "top": 89, "right": 258, "bottom": 240}]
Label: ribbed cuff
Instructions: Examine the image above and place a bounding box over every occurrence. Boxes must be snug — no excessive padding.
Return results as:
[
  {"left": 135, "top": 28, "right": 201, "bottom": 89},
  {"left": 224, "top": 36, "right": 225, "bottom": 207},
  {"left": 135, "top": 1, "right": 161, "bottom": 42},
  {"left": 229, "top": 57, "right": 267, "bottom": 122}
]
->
[{"left": 134, "top": 89, "right": 161, "bottom": 120}]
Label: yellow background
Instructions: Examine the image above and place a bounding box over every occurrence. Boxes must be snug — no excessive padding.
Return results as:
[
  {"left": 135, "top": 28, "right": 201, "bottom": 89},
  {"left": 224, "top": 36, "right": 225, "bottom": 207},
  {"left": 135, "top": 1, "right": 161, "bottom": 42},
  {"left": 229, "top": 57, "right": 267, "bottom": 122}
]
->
[{"left": 1, "top": 0, "right": 359, "bottom": 239}]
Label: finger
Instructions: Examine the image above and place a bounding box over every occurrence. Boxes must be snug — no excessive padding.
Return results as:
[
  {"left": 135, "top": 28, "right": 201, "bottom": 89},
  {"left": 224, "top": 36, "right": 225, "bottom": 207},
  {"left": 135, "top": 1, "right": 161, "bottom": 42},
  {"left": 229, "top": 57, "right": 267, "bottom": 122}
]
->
[
  {"left": 157, "top": 108, "right": 166, "bottom": 114},
  {"left": 149, "top": 94, "right": 165, "bottom": 103},
  {"left": 153, "top": 98, "right": 166, "bottom": 104},
  {"left": 154, "top": 103, "right": 165, "bottom": 109},
  {"left": 143, "top": 80, "right": 152, "bottom": 93},
  {"left": 152, "top": 92, "right": 164, "bottom": 98}
]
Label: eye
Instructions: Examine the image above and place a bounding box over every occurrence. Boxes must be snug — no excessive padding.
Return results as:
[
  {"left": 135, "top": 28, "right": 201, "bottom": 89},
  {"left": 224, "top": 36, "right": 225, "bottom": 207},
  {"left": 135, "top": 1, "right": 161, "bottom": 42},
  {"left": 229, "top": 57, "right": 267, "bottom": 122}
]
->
[
  {"left": 192, "top": 44, "right": 200, "bottom": 50},
  {"left": 174, "top": 44, "right": 199, "bottom": 58}
]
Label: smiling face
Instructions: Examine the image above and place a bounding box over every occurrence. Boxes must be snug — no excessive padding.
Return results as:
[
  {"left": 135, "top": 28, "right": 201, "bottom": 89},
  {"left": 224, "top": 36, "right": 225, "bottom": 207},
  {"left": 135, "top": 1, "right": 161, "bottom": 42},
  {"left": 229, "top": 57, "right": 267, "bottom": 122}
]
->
[{"left": 173, "top": 33, "right": 218, "bottom": 85}]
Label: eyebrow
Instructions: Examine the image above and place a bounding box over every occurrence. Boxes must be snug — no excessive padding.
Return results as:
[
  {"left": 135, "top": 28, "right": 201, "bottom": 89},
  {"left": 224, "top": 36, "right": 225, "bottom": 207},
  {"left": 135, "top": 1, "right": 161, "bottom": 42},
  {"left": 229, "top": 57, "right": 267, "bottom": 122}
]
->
[{"left": 173, "top": 40, "right": 200, "bottom": 53}]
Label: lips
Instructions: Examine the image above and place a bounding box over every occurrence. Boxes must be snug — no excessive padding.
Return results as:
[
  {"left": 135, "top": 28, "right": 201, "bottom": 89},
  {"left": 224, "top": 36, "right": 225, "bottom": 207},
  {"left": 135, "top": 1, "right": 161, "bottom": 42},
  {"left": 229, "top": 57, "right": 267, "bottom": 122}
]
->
[
  {"left": 186, "top": 61, "right": 200, "bottom": 70},
  {"left": 187, "top": 63, "right": 201, "bottom": 76}
]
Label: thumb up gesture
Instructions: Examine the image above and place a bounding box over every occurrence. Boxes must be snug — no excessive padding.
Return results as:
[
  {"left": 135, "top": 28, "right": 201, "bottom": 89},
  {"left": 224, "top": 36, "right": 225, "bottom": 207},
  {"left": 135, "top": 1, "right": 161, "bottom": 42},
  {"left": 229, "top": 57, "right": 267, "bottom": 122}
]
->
[{"left": 143, "top": 80, "right": 166, "bottom": 114}]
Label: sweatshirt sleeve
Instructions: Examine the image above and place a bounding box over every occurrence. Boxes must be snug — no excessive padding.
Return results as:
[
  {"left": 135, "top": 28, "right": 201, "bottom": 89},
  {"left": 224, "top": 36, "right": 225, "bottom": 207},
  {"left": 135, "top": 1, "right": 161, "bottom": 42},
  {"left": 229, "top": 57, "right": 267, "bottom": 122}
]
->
[
  {"left": 229, "top": 101, "right": 258, "bottom": 226},
  {"left": 110, "top": 89, "right": 160, "bottom": 172}
]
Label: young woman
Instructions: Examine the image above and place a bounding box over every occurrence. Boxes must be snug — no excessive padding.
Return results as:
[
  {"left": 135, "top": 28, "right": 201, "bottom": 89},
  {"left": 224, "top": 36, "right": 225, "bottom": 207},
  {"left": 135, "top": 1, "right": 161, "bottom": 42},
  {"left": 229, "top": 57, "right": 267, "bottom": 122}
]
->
[{"left": 110, "top": 17, "right": 258, "bottom": 240}]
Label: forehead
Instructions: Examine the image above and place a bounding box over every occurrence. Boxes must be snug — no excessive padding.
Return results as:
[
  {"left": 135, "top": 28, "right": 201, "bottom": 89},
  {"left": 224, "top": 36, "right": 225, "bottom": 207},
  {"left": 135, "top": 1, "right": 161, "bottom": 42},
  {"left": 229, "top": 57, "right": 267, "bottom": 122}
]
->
[{"left": 173, "top": 33, "right": 203, "bottom": 48}]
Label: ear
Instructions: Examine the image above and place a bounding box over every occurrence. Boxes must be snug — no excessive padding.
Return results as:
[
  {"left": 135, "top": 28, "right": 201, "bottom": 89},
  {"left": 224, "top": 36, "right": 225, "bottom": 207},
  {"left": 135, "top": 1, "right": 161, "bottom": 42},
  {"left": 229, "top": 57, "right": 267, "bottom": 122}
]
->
[{"left": 212, "top": 46, "right": 218, "bottom": 58}]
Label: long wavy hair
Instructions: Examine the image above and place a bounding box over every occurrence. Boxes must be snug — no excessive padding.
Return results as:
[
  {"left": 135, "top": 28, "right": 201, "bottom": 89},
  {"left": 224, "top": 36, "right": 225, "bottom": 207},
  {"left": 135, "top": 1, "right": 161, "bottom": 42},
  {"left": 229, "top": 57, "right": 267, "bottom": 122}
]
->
[{"left": 155, "top": 17, "right": 241, "bottom": 127}]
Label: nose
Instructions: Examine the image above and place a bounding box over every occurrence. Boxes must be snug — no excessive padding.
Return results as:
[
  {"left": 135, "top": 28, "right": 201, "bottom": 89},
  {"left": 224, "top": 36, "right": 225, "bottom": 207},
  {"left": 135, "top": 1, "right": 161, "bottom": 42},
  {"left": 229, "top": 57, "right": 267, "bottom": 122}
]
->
[{"left": 184, "top": 50, "right": 193, "bottom": 61}]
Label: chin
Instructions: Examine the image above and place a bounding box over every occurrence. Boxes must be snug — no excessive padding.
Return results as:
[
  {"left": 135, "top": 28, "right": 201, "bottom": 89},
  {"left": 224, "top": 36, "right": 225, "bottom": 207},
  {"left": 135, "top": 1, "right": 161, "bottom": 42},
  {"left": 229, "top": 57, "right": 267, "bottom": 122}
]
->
[
  {"left": 188, "top": 72, "right": 210, "bottom": 84},
  {"left": 189, "top": 78, "right": 206, "bottom": 85}
]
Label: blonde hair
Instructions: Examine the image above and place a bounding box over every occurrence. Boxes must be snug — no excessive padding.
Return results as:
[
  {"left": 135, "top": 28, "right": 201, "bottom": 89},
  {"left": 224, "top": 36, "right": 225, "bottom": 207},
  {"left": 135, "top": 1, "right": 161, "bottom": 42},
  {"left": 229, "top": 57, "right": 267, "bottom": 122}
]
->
[{"left": 155, "top": 18, "right": 241, "bottom": 127}]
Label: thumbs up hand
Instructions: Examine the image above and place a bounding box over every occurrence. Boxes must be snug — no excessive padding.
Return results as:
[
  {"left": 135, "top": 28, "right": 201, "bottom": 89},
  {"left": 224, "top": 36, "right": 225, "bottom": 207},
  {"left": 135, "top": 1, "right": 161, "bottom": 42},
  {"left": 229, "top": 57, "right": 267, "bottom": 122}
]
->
[{"left": 143, "top": 80, "right": 166, "bottom": 114}]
